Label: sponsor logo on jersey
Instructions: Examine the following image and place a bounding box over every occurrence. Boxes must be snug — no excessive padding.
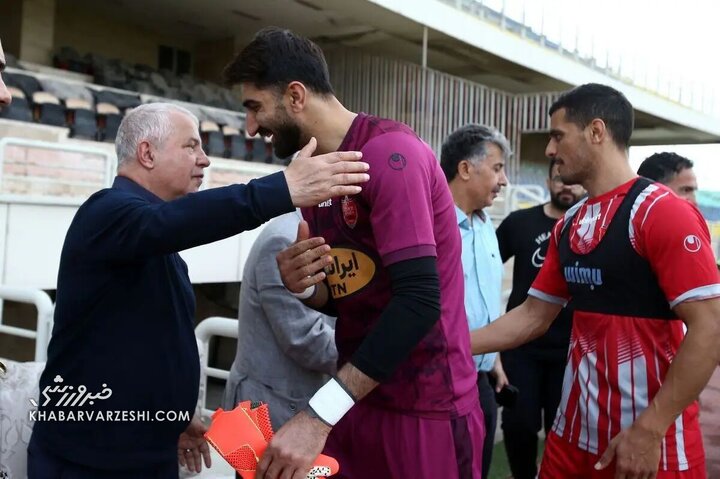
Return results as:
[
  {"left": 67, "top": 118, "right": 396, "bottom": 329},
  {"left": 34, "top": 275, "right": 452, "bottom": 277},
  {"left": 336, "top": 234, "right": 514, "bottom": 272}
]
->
[
  {"left": 683, "top": 234, "right": 701, "bottom": 253},
  {"left": 341, "top": 196, "right": 358, "bottom": 229},
  {"left": 318, "top": 199, "right": 333, "bottom": 208},
  {"left": 577, "top": 213, "right": 601, "bottom": 225},
  {"left": 564, "top": 261, "right": 603, "bottom": 289},
  {"left": 325, "top": 248, "right": 376, "bottom": 298},
  {"left": 388, "top": 152, "right": 407, "bottom": 170}
]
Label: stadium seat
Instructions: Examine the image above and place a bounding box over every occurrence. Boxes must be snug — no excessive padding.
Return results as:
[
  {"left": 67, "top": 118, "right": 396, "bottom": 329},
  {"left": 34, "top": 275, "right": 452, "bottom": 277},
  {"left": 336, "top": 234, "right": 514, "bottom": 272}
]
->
[
  {"left": 92, "top": 89, "right": 141, "bottom": 111},
  {"left": 220, "top": 89, "right": 242, "bottom": 111},
  {"left": 32, "top": 92, "right": 66, "bottom": 127},
  {"left": 223, "top": 126, "right": 247, "bottom": 160},
  {"left": 0, "top": 87, "right": 33, "bottom": 123},
  {"left": 65, "top": 98, "right": 98, "bottom": 140},
  {"left": 96, "top": 102, "right": 122, "bottom": 142},
  {"left": 39, "top": 78, "right": 94, "bottom": 106},
  {"left": 4, "top": 72, "right": 41, "bottom": 99},
  {"left": 130, "top": 80, "right": 161, "bottom": 96},
  {"left": 200, "top": 120, "right": 225, "bottom": 157},
  {"left": 94, "top": 63, "right": 128, "bottom": 89},
  {"left": 244, "top": 131, "right": 265, "bottom": 162},
  {"left": 263, "top": 136, "right": 275, "bottom": 164},
  {"left": 4, "top": 52, "right": 20, "bottom": 69},
  {"left": 53, "top": 46, "right": 89, "bottom": 73}
]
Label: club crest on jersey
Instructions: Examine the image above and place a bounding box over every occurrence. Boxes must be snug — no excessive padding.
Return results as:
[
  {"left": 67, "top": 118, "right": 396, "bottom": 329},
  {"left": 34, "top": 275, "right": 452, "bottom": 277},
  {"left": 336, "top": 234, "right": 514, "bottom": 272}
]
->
[{"left": 341, "top": 195, "right": 358, "bottom": 229}]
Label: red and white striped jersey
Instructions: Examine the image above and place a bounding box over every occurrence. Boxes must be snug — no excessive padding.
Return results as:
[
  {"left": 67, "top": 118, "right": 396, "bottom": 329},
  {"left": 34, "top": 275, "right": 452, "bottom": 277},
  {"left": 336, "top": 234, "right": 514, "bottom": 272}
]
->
[{"left": 530, "top": 178, "right": 720, "bottom": 471}]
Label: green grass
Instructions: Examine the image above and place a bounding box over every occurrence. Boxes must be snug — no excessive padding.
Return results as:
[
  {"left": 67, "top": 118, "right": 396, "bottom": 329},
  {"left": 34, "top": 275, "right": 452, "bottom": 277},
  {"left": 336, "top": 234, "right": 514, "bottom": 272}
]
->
[{"left": 489, "top": 439, "right": 545, "bottom": 479}]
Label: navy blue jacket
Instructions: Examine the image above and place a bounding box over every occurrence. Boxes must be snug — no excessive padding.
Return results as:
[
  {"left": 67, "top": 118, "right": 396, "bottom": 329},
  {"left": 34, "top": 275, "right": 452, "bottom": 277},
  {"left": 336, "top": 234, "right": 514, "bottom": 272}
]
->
[{"left": 31, "top": 173, "right": 293, "bottom": 470}]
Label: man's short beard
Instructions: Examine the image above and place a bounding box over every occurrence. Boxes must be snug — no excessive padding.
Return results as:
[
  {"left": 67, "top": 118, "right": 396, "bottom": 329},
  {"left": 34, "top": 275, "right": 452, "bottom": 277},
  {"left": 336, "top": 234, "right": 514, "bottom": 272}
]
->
[
  {"left": 272, "top": 121, "right": 303, "bottom": 159},
  {"left": 550, "top": 192, "right": 576, "bottom": 211}
]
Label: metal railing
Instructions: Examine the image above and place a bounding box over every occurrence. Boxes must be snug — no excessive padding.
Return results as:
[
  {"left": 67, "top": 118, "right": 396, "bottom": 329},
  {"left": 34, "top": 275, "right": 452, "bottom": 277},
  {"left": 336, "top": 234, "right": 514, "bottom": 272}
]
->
[
  {"left": 0, "top": 286, "right": 54, "bottom": 361},
  {"left": 440, "top": 0, "right": 718, "bottom": 118}
]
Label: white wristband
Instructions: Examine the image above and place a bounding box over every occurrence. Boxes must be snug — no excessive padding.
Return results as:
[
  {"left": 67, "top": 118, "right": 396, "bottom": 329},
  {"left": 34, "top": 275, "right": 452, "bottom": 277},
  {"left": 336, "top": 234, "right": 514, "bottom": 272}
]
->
[
  {"left": 308, "top": 378, "right": 356, "bottom": 426},
  {"left": 291, "top": 284, "right": 316, "bottom": 300}
]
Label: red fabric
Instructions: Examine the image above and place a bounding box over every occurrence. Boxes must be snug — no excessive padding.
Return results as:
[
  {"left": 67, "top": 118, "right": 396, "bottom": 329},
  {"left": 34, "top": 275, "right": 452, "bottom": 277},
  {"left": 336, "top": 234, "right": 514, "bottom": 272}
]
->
[
  {"left": 530, "top": 179, "right": 719, "bottom": 471},
  {"left": 540, "top": 431, "right": 707, "bottom": 479}
]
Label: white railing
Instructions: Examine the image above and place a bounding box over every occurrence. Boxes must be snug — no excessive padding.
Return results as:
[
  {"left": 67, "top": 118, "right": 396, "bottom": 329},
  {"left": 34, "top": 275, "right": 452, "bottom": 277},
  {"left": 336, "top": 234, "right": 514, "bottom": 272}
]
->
[
  {"left": 194, "top": 316, "right": 238, "bottom": 419},
  {"left": 0, "top": 286, "right": 54, "bottom": 361}
]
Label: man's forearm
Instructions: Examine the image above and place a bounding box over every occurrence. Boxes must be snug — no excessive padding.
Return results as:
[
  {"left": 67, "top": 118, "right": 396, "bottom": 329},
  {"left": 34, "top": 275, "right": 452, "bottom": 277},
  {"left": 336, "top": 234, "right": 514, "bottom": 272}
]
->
[
  {"left": 304, "top": 362, "right": 378, "bottom": 428},
  {"left": 471, "top": 297, "right": 560, "bottom": 354},
  {"left": 336, "top": 362, "right": 379, "bottom": 402}
]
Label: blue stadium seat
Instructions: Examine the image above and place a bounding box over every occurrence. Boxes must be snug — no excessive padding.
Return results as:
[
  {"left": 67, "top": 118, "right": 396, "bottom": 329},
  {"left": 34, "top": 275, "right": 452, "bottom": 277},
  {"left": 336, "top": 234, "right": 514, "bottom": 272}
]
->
[
  {"left": 96, "top": 102, "right": 122, "bottom": 143},
  {"left": 65, "top": 98, "right": 97, "bottom": 140},
  {"left": 0, "top": 87, "right": 33, "bottom": 123},
  {"left": 223, "top": 126, "right": 247, "bottom": 160},
  {"left": 4, "top": 72, "right": 41, "bottom": 99},
  {"left": 200, "top": 121, "right": 225, "bottom": 157},
  {"left": 32, "top": 92, "right": 66, "bottom": 127}
]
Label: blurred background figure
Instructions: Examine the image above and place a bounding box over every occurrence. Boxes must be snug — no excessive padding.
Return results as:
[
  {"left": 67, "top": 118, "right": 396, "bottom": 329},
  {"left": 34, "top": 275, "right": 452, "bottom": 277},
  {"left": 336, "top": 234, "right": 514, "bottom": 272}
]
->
[
  {"left": 495, "top": 159, "right": 585, "bottom": 479},
  {"left": 223, "top": 210, "right": 337, "bottom": 432},
  {"left": 637, "top": 152, "right": 698, "bottom": 205},
  {"left": 441, "top": 124, "right": 511, "bottom": 479}
]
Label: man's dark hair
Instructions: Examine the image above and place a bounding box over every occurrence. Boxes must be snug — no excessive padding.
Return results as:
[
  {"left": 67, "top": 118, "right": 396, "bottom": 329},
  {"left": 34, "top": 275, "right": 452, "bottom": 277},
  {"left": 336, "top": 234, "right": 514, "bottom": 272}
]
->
[
  {"left": 637, "top": 152, "right": 694, "bottom": 184},
  {"left": 440, "top": 124, "right": 511, "bottom": 182},
  {"left": 223, "top": 27, "right": 334, "bottom": 95},
  {"left": 549, "top": 83, "right": 634, "bottom": 150}
]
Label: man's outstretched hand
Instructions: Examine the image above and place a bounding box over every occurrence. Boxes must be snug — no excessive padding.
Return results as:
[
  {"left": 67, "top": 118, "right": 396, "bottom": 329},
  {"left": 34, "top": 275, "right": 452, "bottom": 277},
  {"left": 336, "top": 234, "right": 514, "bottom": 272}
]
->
[{"left": 285, "top": 137, "right": 369, "bottom": 207}]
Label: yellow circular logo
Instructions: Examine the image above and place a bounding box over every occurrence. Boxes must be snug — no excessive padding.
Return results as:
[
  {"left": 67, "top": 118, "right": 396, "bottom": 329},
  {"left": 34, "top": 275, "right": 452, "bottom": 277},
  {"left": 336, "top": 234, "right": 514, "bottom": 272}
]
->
[{"left": 325, "top": 248, "right": 376, "bottom": 298}]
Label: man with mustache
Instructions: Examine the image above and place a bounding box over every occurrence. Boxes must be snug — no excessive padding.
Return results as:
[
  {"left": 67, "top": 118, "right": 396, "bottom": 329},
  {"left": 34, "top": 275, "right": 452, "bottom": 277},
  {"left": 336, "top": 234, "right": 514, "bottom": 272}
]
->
[
  {"left": 440, "top": 124, "right": 511, "bottom": 479},
  {"left": 494, "top": 158, "right": 585, "bottom": 479},
  {"left": 471, "top": 83, "right": 720, "bottom": 478},
  {"left": 224, "top": 27, "right": 484, "bottom": 479}
]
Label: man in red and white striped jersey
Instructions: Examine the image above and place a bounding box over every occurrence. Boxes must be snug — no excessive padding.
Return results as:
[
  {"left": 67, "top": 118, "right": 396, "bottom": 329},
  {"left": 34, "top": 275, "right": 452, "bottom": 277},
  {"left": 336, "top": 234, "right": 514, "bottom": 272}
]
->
[{"left": 471, "top": 83, "right": 720, "bottom": 479}]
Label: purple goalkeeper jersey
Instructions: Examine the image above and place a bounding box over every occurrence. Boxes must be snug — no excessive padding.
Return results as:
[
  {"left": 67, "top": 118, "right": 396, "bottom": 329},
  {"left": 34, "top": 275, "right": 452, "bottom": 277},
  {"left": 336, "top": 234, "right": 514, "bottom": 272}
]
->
[{"left": 302, "top": 113, "right": 478, "bottom": 418}]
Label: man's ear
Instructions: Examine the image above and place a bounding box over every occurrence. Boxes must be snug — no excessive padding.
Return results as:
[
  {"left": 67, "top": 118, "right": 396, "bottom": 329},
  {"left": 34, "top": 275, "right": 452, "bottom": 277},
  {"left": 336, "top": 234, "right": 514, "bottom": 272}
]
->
[
  {"left": 286, "top": 81, "right": 308, "bottom": 113},
  {"left": 588, "top": 118, "right": 607, "bottom": 144},
  {"left": 137, "top": 140, "right": 155, "bottom": 169},
  {"left": 457, "top": 159, "right": 472, "bottom": 181}
]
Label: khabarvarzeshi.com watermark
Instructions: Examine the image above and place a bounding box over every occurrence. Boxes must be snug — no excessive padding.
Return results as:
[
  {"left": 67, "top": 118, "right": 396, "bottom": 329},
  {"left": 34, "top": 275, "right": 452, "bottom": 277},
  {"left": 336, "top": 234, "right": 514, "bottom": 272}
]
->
[{"left": 28, "top": 375, "right": 190, "bottom": 422}]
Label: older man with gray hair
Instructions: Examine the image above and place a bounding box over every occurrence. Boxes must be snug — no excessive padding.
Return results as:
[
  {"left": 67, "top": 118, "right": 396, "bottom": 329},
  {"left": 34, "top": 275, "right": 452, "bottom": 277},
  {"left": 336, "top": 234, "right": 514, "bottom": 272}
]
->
[
  {"left": 28, "top": 102, "right": 368, "bottom": 478},
  {"left": 440, "top": 124, "right": 512, "bottom": 479}
]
